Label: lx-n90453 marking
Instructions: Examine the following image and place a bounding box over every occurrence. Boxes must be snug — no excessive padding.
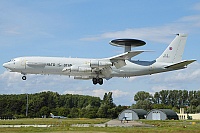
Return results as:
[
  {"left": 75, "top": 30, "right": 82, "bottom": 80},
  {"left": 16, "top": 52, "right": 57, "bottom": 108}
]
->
[{"left": 3, "top": 34, "right": 196, "bottom": 85}]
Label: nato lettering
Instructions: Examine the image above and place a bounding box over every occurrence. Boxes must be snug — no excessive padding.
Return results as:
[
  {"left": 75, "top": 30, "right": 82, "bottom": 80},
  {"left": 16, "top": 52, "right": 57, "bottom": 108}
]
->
[
  {"left": 64, "top": 64, "right": 72, "bottom": 67},
  {"left": 46, "top": 63, "right": 55, "bottom": 66}
]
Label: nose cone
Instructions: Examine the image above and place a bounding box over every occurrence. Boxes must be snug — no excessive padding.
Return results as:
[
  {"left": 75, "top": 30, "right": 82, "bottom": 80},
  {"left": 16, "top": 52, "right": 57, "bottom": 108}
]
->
[
  {"left": 3, "top": 62, "right": 11, "bottom": 70},
  {"left": 3, "top": 63, "right": 8, "bottom": 68}
]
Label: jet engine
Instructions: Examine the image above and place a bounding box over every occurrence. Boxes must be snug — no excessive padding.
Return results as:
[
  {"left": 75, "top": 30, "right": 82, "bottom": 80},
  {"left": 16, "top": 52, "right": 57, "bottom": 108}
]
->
[
  {"left": 74, "top": 76, "right": 91, "bottom": 80},
  {"left": 63, "top": 66, "right": 92, "bottom": 72},
  {"left": 90, "top": 60, "right": 112, "bottom": 68}
]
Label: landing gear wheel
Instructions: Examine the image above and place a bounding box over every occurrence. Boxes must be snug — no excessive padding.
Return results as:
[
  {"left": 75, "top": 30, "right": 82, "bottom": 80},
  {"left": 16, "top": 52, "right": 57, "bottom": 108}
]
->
[
  {"left": 92, "top": 78, "right": 97, "bottom": 85},
  {"left": 92, "top": 78, "right": 103, "bottom": 85},
  {"left": 98, "top": 78, "right": 103, "bottom": 85},
  {"left": 22, "top": 76, "right": 26, "bottom": 80}
]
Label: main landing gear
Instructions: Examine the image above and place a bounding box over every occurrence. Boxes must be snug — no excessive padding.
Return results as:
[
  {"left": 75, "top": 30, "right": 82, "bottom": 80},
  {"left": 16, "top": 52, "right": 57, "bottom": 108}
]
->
[
  {"left": 92, "top": 78, "right": 103, "bottom": 85},
  {"left": 22, "top": 75, "right": 26, "bottom": 80}
]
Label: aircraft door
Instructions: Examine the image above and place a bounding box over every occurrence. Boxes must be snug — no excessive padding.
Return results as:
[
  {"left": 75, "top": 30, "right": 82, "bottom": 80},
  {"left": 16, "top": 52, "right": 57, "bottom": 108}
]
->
[
  {"left": 125, "top": 112, "right": 132, "bottom": 121},
  {"left": 149, "top": 65, "right": 154, "bottom": 71},
  {"left": 21, "top": 59, "right": 26, "bottom": 69}
]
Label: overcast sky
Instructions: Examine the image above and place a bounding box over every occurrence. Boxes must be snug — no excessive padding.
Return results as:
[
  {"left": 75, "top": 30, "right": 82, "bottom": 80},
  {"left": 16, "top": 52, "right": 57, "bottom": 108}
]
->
[{"left": 0, "top": 0, "right": 200, "bottom": 105}]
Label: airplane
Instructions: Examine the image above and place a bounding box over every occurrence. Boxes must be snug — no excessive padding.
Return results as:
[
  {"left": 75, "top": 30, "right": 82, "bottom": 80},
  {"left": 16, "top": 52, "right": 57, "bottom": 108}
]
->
[
  {"left": 2, "top": 34, "right": 196, "bottom": 85},
  {"left": 50, "top": 113, "right": 67, "bottom": 119}
]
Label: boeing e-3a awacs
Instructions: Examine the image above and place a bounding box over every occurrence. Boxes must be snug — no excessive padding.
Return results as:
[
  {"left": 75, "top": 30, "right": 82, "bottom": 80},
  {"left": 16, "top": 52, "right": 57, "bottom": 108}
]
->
[{"left": 3, "top": 34, "right": 196, "bottom": 85}]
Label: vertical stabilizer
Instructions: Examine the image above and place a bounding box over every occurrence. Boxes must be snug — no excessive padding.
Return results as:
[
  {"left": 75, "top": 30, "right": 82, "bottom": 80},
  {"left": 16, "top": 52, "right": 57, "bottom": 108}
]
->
[
  {"left": 50, "top": 113, "right": 54, "bottom": 118},
  {"left": 156, "top": 34, "right": 187, "bottom": 63}
]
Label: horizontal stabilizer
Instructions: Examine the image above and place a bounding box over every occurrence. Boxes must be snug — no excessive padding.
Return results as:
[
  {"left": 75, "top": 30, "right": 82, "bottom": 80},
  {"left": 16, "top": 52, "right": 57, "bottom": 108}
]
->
[{"left": 165, "top": 60, "right": 196, "bottom": 69}]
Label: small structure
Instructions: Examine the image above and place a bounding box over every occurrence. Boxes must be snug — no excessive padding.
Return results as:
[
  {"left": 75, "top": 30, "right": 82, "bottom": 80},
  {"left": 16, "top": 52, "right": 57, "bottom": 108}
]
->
[
  {"left": 118, "top": 109, "right": 147, "bottom": 121},
  {"left": 146, "top": 109, "right": 179, "bottom": 120},
  {"left": 177, "top": 108, "right": 200, "bottom": 120}
]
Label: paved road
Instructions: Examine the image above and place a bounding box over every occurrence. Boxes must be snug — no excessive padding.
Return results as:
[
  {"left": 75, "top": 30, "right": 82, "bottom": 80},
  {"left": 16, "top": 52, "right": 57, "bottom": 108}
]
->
[
  {"left": 0, "top": 125, "right": 50, "bottom": 128},
  {"left": 71, "top": 119, "right": 153, "bottom": 127},
  {"left": 0, "top": 119, "right": 153, "bottom": 128}
]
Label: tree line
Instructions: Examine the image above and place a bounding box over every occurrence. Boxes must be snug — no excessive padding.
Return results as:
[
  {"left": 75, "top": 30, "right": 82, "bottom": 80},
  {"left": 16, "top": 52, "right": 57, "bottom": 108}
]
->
[
  {"left": 132, "top": 90, "right": 200, "bottom": 113},
  {"left": 0, "top": 91, "right": 126, "bottom": 118},
  {"left": 0, "top": 90, "right": 199, "bottom": 119}
]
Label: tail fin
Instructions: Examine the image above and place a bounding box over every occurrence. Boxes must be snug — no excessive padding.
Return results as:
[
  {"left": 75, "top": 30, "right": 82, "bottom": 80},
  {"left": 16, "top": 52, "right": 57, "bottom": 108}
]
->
[
  {"left": 50, "top": 113, "right": 54, "bottom": 117},
  {"left": 156, "top": 34, "right": 187, "bottom": 63}
]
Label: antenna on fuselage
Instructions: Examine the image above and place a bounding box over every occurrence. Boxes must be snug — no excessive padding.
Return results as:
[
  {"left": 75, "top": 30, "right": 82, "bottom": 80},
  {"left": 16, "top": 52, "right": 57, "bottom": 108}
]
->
[{"left": 109, "top": 39, "right": 146, "bottom": 53}]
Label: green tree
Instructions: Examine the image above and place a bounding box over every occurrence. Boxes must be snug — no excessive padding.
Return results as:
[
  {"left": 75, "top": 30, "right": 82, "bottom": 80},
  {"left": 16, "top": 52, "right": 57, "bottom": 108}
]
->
[
  {"left": 186, "top": 105, "right": 196, "bottom": 114},
  {"left": 196, "top": 91, "right": 200, "bottom": 106},
  {"left": 188, "top": 91, "right": 194, "bottom": 105},
  {"left": 178, "top": 90, "right": 183, "bottom": 107},
  {"left": 68, "top": 108, "right": 79, "bottom": 118},
  {"left": 168, "top": 90, "right": 179, "bottom": 107},
  {"left": 102, "top": 92, "right": 115, "bottom": 108},
  {"left": 132, "top": 100, "right": 152, "bottom": 111},
  {"left": 96, "top": 103, "right": 108, "bottom": 118},
  {"left": 196, "top": 105, "right": 200, "bottom": 113},
  {"left": 97, "top": 92, "right": 116, "bottom": 118},
  {"left": 159, "top": 90, "right": 169, "bottom": 105},
  {"left": 190, "top": 99, "right": 199, "bottom": 107},
  {"left": 153, "top": 92, "right": 160, "bottom": 104},
  {"left": 152, "top": 103, "right": 172, "bottom": 109},
  {"left": 56, "top": 107, "right": 70, "bottom": 117},
  {"left": 39, "top": 106, "right": 50, "bottom": 117},
  {"left": 134, "top": 91, "right": 152, "bottom": 102},
  {"left": 182, "top": 90, "right": 188, "bottom": 106}
]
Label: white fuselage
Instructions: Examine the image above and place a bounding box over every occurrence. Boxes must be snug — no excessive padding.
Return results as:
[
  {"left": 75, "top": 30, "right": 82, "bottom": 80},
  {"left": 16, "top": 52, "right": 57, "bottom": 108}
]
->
[{"left": 3, "top": 56, "right": 173, "bottom": 78}]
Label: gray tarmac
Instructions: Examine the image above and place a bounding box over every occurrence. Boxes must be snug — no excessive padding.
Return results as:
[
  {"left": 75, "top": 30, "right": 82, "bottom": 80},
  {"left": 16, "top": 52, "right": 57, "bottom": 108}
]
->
[
  {"left": 0, "top": 119, "right": 153, "bottom": 128},
  {"left": 71, "top": 119, "right": 153, "bottom": 127}
]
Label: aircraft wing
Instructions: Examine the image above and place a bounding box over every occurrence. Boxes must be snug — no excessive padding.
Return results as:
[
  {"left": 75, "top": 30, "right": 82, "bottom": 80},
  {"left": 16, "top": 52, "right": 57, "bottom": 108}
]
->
[
  {"left": 109, "top": 50, "right": 150, "bottom": 60},
  {"left": 109, "top": 50, "right": 152, "bottom": 69},
  {"left": 165, "top": 60, "right": 196, "bottom": 69},
  {"left": 63, "top": 50, "right": 152, "bottom": 79}
]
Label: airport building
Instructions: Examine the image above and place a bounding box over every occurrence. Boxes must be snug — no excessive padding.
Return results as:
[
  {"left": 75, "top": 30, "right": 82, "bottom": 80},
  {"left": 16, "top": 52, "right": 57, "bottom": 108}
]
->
[
  {"left": 118, "top": 108, "right": 200, "bottom": 121},
  {"left": 118, "top": 109, "right": 147, "bottom": 121},
  {"left": 177, "top": 108, "right": 200, "bottom": 120},
  {"left": 146, "top": 109, "right": 179, "bottom": 120}
]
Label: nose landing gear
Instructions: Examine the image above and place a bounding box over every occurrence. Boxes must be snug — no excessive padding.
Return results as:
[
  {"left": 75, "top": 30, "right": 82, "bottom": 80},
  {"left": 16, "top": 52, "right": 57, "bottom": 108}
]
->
[
  {"left": 22, "top": 75, "right": 27, "bottom": 80},
  {"left": 92, "top": 78, "right": 103, "bottom": 85}
]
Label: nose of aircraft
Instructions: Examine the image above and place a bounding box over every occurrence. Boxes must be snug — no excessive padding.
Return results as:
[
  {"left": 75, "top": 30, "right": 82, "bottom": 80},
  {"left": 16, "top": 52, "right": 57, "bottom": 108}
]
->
[
  {"left": 3, "top": 62, "right": 10, "bottom": 69},
  {"left": 3, "top": 63, "right": 7, "bottom": 68}
]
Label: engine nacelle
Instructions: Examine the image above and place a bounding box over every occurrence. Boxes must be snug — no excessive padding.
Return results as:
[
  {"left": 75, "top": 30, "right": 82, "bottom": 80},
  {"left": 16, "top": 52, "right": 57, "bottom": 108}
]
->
[
  {"left": 90, "top": 60, "right": 112, "bottom": 68},
  {"left": 78, "top": 67, "right": 92, "bottom": 72},
  {"left": 63, "top": 66, "right": 91, "bottom": 72},
  {"left": 70, "top": 66, "right": 79, "bottom": 72},
  {"left": 74, "top": 76, "right": 91, "bottom": 80}
]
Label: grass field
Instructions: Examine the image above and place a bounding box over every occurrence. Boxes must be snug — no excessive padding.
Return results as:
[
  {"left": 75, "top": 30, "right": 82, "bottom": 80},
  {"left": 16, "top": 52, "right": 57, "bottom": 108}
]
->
[{"left": 0, "top": 118, "right": 199, "bottom": 133}]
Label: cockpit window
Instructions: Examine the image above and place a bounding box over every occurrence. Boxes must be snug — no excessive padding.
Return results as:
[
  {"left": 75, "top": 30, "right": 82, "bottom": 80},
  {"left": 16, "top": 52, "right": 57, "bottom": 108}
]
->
[{"left": 9, "top": 59, "right": 15, "bottom": 62}]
